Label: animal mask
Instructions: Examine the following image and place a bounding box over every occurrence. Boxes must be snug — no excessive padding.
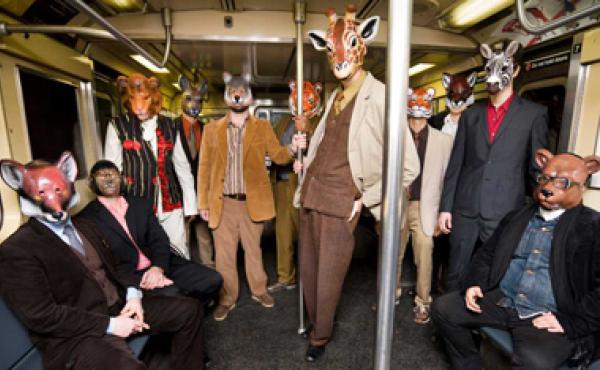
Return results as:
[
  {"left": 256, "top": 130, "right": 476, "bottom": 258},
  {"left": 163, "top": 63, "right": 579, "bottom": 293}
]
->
[
  {"left": 534, "top": 149, "right": 600, "bottom": 210},
  {"left": 288, "top": 80, "right": 323, "bottom": 119},
  {"left": 407, "top": 87, "right": 435, "bottom": 119},
  {"left": 223, "top": 72, "right": 253, "bottom": 112},
  {"left": 117, "top": 74, "right": 162, "bottom": 121},
  {"left": 179, "top": 75, "right": 208, "bottom": 118},
  {"left": 308, "top": 4, "right": 380, "bottom": 80},
  {"left": 442, "top": 72, "right": 477, "bottom": 113},
  {"left": 480, "top": 40, "right": 520, "bottom": 95},
  {"left": 0, "top": 151, "right": 79, "bottom": 223}
]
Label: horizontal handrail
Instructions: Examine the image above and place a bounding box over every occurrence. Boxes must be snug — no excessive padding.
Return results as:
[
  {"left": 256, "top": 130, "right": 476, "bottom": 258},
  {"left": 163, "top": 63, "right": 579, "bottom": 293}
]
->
[{"left": 516, "top": 0, "right": 600, "bottom": 35}]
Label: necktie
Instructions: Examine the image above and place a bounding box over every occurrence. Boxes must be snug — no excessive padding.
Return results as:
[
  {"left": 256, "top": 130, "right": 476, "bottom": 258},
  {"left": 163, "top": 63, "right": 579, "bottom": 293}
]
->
[
  {"left": 63, "top": 224, "right": 85, "bottom": 256},
  {"left": 334, "top": 91, "right": 344, "bottom": 115}
]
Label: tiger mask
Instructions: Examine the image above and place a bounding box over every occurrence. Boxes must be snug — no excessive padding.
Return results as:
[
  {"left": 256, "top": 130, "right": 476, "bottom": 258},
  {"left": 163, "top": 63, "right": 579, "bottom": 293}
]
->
[
  {"left": 407, "top": 87, "right": 435, "bottom": 119},
  {"left": 117, "top": 74, "right": 162, "bottom": 121},
  {"left": 288, "top": 80, "right": 323, "bottom": 119}
]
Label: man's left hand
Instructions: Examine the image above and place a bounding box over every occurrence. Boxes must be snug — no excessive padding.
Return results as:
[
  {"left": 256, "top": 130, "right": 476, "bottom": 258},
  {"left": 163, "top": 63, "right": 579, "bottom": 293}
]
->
[
  {"left": 140, "top": 266, "right": 173, "bottom": 290},
  {"left": 120, "top": 297, "right": 145, "bottom": 323},
  {"left": 291, "top": 133, "right": 307, "bottom": 153},
  {"left": 532, "top": 312, "right": 565, "bottom": 333}
]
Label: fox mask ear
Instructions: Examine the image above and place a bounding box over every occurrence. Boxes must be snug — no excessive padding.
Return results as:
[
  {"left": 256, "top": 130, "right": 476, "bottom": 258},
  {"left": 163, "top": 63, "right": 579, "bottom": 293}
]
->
[
  {"left": 0, "top": 159, "right": 25, "bottom": 191},
  {"left": 56, "top": 151, "right": 77, "bottom": 183}
]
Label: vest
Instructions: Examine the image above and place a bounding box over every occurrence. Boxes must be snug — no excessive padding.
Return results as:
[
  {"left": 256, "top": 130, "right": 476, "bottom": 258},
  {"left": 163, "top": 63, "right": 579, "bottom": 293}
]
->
[
  {"left": 174, "top": 116, "right": 201, "bottom": 183},
  {"left": 77, "top": 234, "right": 120, "bottom": 308},
  {"left": 300, "top": 97, "right": 360, "bottom": 218},
  {"left": 111, "top": 113, "right": 183, "bottom": 212}
]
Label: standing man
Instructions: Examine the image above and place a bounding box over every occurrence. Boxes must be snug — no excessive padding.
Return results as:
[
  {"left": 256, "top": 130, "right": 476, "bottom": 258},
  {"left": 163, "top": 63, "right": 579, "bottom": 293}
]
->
[
  {"left": 299, "top": 5, "right": 420, "bottom": 362},
  {"left": 396, "top": 87, "right": 453, "bottom": 324},
  {"left": 197, "top": 72, "right": 306, "bottom": 321},
  {"left": 105, "top": 74, "right": 198, "bottom": 259},
  {"left": 438, "top": 40, "right": 548, "bottom": 291}
]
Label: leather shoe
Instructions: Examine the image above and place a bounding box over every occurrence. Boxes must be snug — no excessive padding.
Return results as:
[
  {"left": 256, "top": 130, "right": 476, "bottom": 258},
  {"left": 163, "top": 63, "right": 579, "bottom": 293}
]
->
[{"left": 305, "top": 344, "right": 326, "bottom": 362}]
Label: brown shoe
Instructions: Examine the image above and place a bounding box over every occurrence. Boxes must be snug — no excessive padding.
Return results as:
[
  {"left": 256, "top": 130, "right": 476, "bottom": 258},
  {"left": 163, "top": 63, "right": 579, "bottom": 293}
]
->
[
  {"left": 252, "top": 293, "right": 275, "bottom": 308},
  {"left": 414, "top": 305, "right": 431, "bottom": 325},
  {"left": 267, "top": 281, "right": 297, "bottom": 293},
  {"left": 213, "top": 303, "right": 235, "bottom": 321}
]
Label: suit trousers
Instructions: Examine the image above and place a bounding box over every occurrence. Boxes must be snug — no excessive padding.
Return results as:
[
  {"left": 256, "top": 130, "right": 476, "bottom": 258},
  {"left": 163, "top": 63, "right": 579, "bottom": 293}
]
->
[
  {"left": 396, "top": 201, "right": 433, "bottom": 307},
  {"left": 431, "top": 290, "right": 574, "bottom": 370},
  {"left": 189, "top": 218, "right": 215, "bottom": 267},
  {"left": 212, "top": 198, "right": 267, "bottom": 306},
  {"left": 446, "top": 214, "right": 499, "bottom": 291},
  {"left": 299, "top": 208, "right": 358, "bottom": 346},
  {"left": 274, "top": 179, "right": 298, "bottom": 284},
  {"left": 67, "top": 295, "right": 204, "bottom": 370}
]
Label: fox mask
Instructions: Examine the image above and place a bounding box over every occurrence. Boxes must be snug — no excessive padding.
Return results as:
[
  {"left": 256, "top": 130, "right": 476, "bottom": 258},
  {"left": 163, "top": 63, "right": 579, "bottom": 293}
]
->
[{"left": 0, "top": 151, "right": 79, "bottom": 223}]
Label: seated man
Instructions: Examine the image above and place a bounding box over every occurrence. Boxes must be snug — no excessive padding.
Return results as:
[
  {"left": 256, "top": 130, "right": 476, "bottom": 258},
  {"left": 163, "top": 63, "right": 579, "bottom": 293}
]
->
[
  {"left": 79, "top": 160, "right": 222, "bottom": 303},
  {"left": 0, "top": 152, "right": 204, "bottom": 370},
  {"left": 432, "top": 149, "right": 600, "bottom": 370}
]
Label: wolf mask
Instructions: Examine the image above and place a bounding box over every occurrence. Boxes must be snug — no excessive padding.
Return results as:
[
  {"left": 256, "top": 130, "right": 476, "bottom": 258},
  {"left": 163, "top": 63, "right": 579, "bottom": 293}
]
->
[
  {"left": 179, "top": 75, "right": 208, "bottom": 118},
  {"left": 442, "top": 72, "right": 477, "bottom": 113},
  {"left": 480, "top": 40, "right": 520, "bottom": 95},
  {"left": 0, "top": 151, "right": 79, "bottom": 223},
  {"left": 223, "top": 72, "right": 253, "bottom": 113}
]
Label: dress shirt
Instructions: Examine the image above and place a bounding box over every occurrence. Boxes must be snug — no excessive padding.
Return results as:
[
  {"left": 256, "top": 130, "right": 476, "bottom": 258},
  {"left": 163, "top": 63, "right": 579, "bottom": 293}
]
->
[
  {"left": 441, "top": 114, "right": 459, "bottom": 137},
  {"left": 333, "top": 70, "right": 367, "bottom": 115},
  {"left": 487, "top": 94, "right": 514, "bottom": 144}
]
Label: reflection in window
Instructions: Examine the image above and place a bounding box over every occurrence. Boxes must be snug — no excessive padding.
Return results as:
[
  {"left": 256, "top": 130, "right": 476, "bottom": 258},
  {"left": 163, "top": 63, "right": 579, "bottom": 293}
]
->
[{"left": 19, "top": 69, "right": 86, "bottom": 177}]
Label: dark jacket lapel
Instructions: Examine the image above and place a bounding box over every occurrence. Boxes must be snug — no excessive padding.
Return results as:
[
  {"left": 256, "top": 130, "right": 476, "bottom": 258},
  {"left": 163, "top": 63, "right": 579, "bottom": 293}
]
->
[
  {"left": 491, "top": 95, "right": 521, "bottom": 144},
  {"left": 90, "top": 199, "right": 134, "bottom": 247}
]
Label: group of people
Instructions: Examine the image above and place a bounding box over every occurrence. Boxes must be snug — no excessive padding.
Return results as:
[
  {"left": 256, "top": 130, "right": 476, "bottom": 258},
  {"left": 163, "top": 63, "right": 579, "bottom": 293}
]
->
[{"left": 1, "top": 3, "right": 600, "bottom": 370}]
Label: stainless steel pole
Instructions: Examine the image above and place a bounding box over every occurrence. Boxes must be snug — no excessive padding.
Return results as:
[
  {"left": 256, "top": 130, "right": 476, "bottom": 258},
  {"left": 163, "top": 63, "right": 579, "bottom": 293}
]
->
[
  {"left": 374, "top": 0, "right": 413, "bottom": 369},
  {"left": 294, "top": 0, "right": 307, "bottom": 336}
]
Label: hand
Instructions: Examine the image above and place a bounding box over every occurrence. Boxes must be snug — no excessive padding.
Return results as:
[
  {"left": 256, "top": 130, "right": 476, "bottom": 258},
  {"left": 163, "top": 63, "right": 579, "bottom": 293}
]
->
[
  {"left": 433, "top": 224, "right": 442, "bottom": 237},
  {"left": 465, "top": 286, "right": 484, "bottom": 313},
  {"left": 532, "top": 312, "right": 565, "bottom": 333},
  {"left": 111, "top": 315, "right": 149, "bottom": 338},
  {"left": 200, "top": 209, "right": 209, "bottom": 222},
  {"left": 438, "top": 212, "right": 453, "bottom": 234},
  {"left": 291, "top": 133, "right": 307, "bottom": 152},
  {"left": 120, "top": 297, "right": 145, "bottom": 323},
  {"left": 348, "top": 199, "right": 363, "bottom": 222},
  {"left": 293, "top": 116, "right": 311, "bottom": 133},
  {"left": 293, "top": 160, "right": 303, "bottom": 174},
  {"left": 140, "top": 266, "right": 173, "bottom": 290}
]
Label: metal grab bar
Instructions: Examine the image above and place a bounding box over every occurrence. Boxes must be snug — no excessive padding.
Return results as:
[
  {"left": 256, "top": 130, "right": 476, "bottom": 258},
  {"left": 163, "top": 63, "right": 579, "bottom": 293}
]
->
[
  {"left": 516, "top": 0, "right": 600, "bottom": 35},
  {"left": 0, "top": 24, "right": 116, "bottom": 39}
]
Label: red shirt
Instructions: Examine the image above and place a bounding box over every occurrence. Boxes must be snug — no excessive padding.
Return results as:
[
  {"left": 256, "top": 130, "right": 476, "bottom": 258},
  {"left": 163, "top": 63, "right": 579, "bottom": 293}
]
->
[{"left": 487, "top": 94, "right": 514, "bottom": 143}]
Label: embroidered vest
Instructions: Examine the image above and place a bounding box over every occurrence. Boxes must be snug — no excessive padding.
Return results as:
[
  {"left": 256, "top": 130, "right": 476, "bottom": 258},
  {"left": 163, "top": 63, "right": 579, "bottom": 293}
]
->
[{"left": 111, "top": 113, "right": 183, "bottom": 212}]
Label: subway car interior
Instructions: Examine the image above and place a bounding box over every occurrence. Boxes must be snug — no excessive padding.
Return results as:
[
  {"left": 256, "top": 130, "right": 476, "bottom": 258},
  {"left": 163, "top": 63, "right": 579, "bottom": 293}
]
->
[{"left": 1, "top": 0, "right": 600, "bottom": 369}]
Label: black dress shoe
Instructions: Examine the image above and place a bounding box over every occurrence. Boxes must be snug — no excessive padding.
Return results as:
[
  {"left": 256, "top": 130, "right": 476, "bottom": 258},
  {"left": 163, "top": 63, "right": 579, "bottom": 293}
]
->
[{"left": 305, "top": 344, "right": 326, "bottom": 362}]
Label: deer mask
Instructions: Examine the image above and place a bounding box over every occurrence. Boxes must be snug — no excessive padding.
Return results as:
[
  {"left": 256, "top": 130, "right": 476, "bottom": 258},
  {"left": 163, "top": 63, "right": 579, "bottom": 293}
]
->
[{"left": 179, "top": 75, "right": 208, "bottom": 118}]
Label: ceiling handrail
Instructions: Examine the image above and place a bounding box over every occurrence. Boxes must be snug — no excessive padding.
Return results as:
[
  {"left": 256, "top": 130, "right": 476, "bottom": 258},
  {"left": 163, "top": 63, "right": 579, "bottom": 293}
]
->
[
  {"left": 516, "top": 0, "right": 600, "bottom": 35},
  {"left": 0, "top": 24, "right": 116, "bottom": 39}
]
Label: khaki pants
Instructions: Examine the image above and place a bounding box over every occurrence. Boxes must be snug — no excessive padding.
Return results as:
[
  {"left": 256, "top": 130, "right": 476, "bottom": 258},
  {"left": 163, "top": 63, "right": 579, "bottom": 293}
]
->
[
  {"left": 274, "top": 179, "right": 298, "bottom": 284},
  {"left": 397, "top": 201, "right": 433, "bottom": 307},
  {"left": 212, "top": 198, "right": 267, "bottom": 306}
]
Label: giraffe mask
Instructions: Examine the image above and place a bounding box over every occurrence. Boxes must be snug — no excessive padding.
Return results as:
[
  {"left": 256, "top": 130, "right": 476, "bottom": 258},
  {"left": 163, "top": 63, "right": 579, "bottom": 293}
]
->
[{"left": 308, "top": 4, "right": 380, "bottom": 81}]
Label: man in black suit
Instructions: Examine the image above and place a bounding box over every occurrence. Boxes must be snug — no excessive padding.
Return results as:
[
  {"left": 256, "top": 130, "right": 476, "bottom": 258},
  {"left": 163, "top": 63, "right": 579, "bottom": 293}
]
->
[
  {"left": 79, "top": 160, "right": 222, "bottom": 303},
  {"left": 438, "top": 40, "right": 548, "bottom": 291}
]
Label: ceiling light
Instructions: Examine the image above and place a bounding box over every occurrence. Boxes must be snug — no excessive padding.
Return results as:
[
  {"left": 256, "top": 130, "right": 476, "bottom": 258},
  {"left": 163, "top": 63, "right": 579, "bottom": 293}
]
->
[
  {"left": 99, "top": 0, "right": 145, "bottom": 12},
  {"left": 409, "top": 63, "right": 436, "bottom": 76},
  {"left": 130, "top": 55, "right": 170, "bottom": 74},
  {"left": 440, "top": 0, "right": 513, "bottom": 28}
]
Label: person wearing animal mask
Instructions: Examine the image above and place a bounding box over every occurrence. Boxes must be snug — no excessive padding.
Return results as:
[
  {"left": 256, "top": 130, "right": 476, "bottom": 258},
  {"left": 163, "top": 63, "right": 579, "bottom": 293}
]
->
[
  {"left": 105, "top": 74, "right": 198, "bottom": 260},
  {"left": 295, "top": 4, "right": 420, "bottom": 361},
  {"left": 0, "top": 151, "right": 206, "bottom": 370},
  {"left": 432, "top": 149, "right": 600, "bottom": 370},
  {"left": 267, "top": 80, "right": 322, "bottom": 294},
  {"left": 429, "top": 72, "right": 477, "bottom": 138},
  {"left": 438, "top": 40, "right": 549, "bottom": 292},
  {"left": 173, "top": 75, "right": 215, "bottom": 268},
  {"left": 393, "top": 87, "right": 454, "bottom": 324},
  {"left": 197, "top": 72, "right": 307, "bottom": 321}
]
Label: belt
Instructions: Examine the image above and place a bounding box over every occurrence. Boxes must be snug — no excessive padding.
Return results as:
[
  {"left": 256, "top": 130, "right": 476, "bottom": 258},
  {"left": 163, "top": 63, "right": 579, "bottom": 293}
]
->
[{"left": 224, "top": 193, "right": 246, "bottom": 201}]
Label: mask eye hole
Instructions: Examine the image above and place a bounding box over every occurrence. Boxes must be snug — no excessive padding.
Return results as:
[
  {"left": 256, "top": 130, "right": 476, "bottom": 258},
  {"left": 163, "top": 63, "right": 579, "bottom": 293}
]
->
[{"left": 39, "top": 190, "right": 45, "bottom": 195}]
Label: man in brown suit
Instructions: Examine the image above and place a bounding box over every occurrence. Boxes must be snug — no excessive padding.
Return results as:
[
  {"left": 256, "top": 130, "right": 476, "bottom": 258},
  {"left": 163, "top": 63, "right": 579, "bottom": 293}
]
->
[{"left": 197, "top": 72, "right": 306, "bottom": 321}]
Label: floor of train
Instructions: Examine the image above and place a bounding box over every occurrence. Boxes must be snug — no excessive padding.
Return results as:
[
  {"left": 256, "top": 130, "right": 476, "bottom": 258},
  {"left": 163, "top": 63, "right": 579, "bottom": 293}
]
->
[{"left": 144, "top": 223, "right": 451, "bottom": 369}]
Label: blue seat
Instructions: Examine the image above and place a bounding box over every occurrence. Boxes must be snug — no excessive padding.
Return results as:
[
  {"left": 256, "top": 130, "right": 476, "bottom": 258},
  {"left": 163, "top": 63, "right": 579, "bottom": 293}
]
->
[
  {"left": 0, "top": 298, "right": 148, "bottom": 370},
  {"left": 481, "top": 326, "right": 600, "bottom": 370}
]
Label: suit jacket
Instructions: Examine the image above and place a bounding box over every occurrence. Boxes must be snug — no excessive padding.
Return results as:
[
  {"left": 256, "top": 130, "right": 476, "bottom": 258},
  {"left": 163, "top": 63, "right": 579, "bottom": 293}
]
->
[
  {"left": 418, "top": 128, "right": 454, "bottom": 236},
  {"left": 294, "top": 72, "right": 421, "bottom": 221},
  {"left": 78, "top": 196, "right": 171, "bottom": 277},
  {"left": 0, "top": 218, "right": 137, "bottom": 369},
  {"left": 197, "top": 113, "right": 293, "bottom": 228},
  {"left": 440, "top": 96, "right": 548, "bottom": 221},
  {"left": 428, "top": 111, "right": 448, "bottom": 130},
  {"left": 464, "top": 204, "right": 600, "bottom": 362}
]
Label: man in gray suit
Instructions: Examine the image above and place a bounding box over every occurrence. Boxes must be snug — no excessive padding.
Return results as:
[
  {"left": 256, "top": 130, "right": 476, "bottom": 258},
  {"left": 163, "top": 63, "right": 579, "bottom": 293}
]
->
[{"left": 438, "top": 40, "right": 548, "bottom": 291}]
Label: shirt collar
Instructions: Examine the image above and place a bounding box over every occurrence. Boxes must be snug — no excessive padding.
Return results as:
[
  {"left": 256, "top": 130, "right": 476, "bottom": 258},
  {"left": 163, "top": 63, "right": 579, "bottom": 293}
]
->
[
  {"left": 537, "top": 206, "right": 566, "bottom": 221},
  {"left": 410, "top": 124, "right": 428, "bottom": 140},
  {"left": 98, "top": 196, "right": 128, "bottom": 215},
  {"left": 36, "top": 216, "right": 73, "bottom": 236},
  {"left": 488, "top": 93, "right": 514, "bottom": 112},
  {"left": 337, "top": 70, "right": 367, "bottom": 101}
]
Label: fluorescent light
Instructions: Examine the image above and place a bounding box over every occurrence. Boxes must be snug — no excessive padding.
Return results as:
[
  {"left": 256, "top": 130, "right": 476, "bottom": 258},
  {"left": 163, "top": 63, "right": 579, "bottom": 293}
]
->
[
  {"left": 99, "top": 0, "right": 145, "bottom": 12},
  {"left": 443, "top": 0, "right": 513, "bottom": 28},
  {"left": 409, "top": 63, "right": 435, "bottom": 76},
  {"left": 130, "top": 54, "right": 170, "bottom": 74}
]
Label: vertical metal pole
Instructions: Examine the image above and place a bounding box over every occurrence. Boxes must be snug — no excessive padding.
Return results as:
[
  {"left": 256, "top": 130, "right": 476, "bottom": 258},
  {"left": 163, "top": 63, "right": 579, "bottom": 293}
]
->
[
  {"left": 294, "top": 0, "right": 307, "bottom": 336},
  {"left": 374, "top": 0, "right": 413, "bottom": 369}
]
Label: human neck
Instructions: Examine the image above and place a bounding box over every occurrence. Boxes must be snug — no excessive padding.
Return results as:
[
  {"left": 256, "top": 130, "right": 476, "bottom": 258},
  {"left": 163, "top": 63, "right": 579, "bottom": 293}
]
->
[
  {"left": 182, "top": 112, "right": 196, "bottom": 122},
  {"left": 100, "top": 195, "right": 120, "bottom": 205},
  {"left": 230, "top": 110, "right": 249, "bottom": 127},
  {"left": 409, "top": 118, "right": 427, "bottom": 133},
  {"left": 341, "top": 68, "right": 365, "bottom": 90},
  {"left": 489, "top": 86, "right": 514, "bottom": 107}
]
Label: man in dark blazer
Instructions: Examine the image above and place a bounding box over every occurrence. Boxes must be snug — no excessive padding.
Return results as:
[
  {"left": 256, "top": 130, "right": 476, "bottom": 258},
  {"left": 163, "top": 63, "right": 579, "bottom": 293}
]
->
[
  {"left": 432, "top": 150, "right": 600, "bottom": 370},
  {"left": 0, "top": 152, "right": 204, "bottom": 370},
  {"left": 438, "top": 40, "right": 549, "bottom": 291},
  {"left": 79, "top": 160, "right": 222, "bottom": 303}
]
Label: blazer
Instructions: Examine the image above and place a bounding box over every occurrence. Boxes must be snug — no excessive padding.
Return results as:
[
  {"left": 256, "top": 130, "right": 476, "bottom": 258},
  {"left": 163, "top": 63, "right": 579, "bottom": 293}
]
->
[
  {"left": 464, "top": 204, "right": 600, "bottom": 363},
  {"left": 78, "top": 196, "right": 171, "bottom": 277},
  {"left": 417, "top": 128, "right": 454, "bottom": 236},
  {"left": 440, "top": 96, "right": 548, "bottom": 221},
  {"left": 0, "top": 218, "right": 136, "bottom": 369},
  {"left": 428, "top": 111, "right": 448, "bottom": 130},
  {"left": 197, "top": 113, "right": 293, "bottom": 228},
  {"left": 295, "top": 72, "right": 421, "bottom": 221}
]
